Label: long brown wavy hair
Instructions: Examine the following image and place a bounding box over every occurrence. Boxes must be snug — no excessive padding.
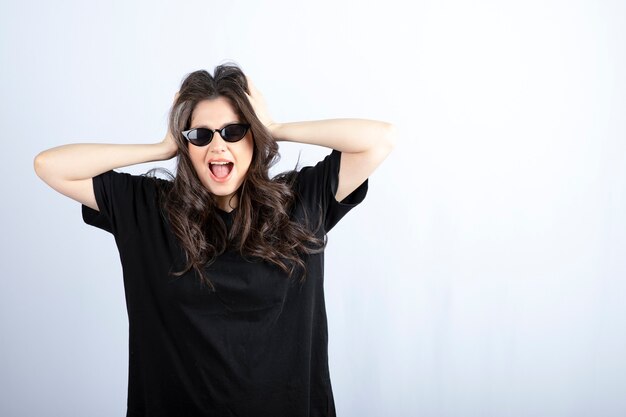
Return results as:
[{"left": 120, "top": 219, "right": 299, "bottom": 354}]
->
[{"left": 145, "top": 62, "right": 326, "bottom": 291}]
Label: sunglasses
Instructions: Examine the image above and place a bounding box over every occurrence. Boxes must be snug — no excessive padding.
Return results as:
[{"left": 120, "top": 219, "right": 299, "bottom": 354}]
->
[{"left": 182, "top": 123, "right": 251, "bottom": 147}]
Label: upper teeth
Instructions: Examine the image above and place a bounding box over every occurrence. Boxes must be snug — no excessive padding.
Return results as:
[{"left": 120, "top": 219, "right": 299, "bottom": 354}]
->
[{"left": 210, "top": 161, "right": 230, "bottom": 165}]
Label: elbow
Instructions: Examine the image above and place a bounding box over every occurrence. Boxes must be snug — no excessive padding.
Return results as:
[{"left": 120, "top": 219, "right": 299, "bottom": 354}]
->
[
  {"left": 33, "top": 151, "right": 51, "bottom": 180},
  {"left": 33, "top": 153, "right": 45, "bottom": 177},
  {"left": 383, "top": 123, "right": 397, "bottom": 153}
]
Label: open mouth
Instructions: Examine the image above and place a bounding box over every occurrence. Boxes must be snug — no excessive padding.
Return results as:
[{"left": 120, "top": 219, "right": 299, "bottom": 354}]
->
[{"left": 209, "top": 162, "right": 234, "bottom": 180}]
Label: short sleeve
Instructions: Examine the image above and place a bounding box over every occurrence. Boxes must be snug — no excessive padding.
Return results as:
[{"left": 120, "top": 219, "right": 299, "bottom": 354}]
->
[
  {"left": 81, "top": 169, "right": 164, "bottom": 236},
  {"left": 295, "top": 149, "right": 368, "bottom": 233}
]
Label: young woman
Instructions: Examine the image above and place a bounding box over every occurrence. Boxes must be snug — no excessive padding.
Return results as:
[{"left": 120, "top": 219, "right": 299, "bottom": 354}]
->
[{"left": 34, "top": 63, "right": 395, "bottom": 417}]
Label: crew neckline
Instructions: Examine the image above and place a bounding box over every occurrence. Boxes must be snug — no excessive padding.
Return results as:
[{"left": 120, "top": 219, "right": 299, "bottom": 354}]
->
[{"left": 216, "top": 207, "right": 236, "bottom": 215}]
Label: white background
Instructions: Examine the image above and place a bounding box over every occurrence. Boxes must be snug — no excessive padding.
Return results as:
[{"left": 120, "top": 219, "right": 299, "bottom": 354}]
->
[{"left": 2, "top": 0, "right": 625, "bottom": 416}]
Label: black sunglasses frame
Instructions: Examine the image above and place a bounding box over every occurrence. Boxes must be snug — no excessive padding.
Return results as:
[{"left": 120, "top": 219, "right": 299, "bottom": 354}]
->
[{"left": 182, "top": 123, "right": 251, "bottom": 146}]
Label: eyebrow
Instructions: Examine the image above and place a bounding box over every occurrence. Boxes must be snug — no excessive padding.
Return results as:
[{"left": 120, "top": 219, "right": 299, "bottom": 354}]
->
[{"left": 190, "top": 121, "right": 241, "bottom": 130}]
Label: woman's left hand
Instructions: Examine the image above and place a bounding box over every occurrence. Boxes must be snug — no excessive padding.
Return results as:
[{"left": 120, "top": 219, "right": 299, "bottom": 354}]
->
[{"left": 244, "top": 75, "right": 278, "bottom": 134}]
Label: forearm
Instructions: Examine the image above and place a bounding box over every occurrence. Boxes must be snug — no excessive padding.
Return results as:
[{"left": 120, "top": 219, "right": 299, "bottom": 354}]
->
[
  {"left": 34, "top": 142, "right": 171, "bottom": 181},
  {"left": 269, "top": 118, "right": 395, "bottom": 153}
]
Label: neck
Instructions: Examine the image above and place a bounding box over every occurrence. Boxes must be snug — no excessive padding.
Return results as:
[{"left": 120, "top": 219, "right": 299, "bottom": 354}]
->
[{"left": 216, "top": 193, "right": 237, "bottom": 213}]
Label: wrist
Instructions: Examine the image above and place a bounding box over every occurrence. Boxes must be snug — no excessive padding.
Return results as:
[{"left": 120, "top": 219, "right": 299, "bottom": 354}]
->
[
  {"left": 154, "top": 141, "right": 176, "bottom": 161},
  {"left": 267, "top": 122, "right": 283, "bottom": 140}
]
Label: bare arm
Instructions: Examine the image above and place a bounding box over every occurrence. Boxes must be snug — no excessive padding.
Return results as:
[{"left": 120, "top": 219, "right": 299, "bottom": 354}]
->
[
  {"left": 34, "top": 141, "right": 176, "bottom": 212},
  {"left": 244, "top": 76, "right": 396, "bottom": 202},
  {"left": 269, "top": 119, "right": 395, "bottom": 202},
  {"left": 34, "top": 92, "right": 180, "bottom": 211}
]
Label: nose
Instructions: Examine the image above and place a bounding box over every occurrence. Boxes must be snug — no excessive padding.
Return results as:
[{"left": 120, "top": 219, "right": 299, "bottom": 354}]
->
[{"left": 208, "top": 131, "right": 228, "bottom": 153}]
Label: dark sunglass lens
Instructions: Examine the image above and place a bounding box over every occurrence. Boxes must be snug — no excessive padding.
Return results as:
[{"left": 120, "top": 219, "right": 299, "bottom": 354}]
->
[
  {"left": 222, "top": 124, "right": 248, "bottom": 141},
  {"left": 189, "top": 128, "right": 213, "bottom": 146}
]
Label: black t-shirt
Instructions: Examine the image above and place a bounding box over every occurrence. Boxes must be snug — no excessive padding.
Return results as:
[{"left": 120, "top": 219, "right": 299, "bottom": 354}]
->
[{"left": 81, "top": 149, "right": 368, "bottom": 417}]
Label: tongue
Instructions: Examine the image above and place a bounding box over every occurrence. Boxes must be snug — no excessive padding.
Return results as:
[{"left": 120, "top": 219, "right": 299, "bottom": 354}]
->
[{"left": 211, "top": 163, "right": 232, "bottom": 179}]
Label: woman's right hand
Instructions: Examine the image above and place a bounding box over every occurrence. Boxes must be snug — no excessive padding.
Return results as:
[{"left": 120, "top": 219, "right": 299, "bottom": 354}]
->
[{"left": 159, "top": 91, "right": 180, "bottom": 159}]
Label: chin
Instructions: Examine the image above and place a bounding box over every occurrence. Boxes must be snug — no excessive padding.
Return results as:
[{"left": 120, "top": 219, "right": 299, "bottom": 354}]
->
[{"left": 205, "top": 177, "right": 243, "bottom": 197}]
